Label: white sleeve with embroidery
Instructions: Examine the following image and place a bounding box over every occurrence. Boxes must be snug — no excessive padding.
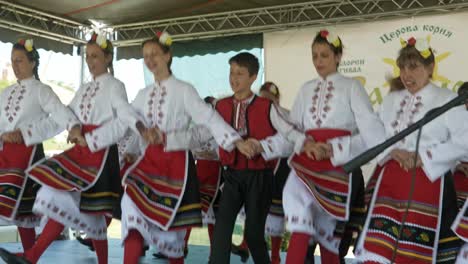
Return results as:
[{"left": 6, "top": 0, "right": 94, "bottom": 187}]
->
[
  {"left": 118, "top": 130, "right": 143, "bottom": 157},
  {"left": 165, "top": 125, "right": 214, "bottom": 152},
  {"left": 19, "top": 85, "right": 80, "bottom": 146},
  {"left": 192, "top": 136, "right": 219, "bottom": 160},
  {"left": 329, "top": 80, "right": 386, "bottom": 166},
  {"left": 419, "top": 104, "right": 468, "bottom": 182},
  {"left": 328, "top": 135, "right": 368, "bottom": 166},
  {"left": 287, "top": 87, "right": 308, "bottom": 154},
  {"left": 183, "top": 85, "right": 241, "bottom": 151},
  {"left": 375, "top": 99, "right": 398, "bottom": 165},
  {"left": 260, "top": 132, "right": 293, "bottom": 161},
  {"left": 259, "top": 106, "right": 295, "bottom": 160},
  {"left": 116, "top": 88, "right": 150, "bottom": 156},
  {"left": 19, "top": 117, "right": 63, "bottom": 147},
  {"left": 85, "top": 82, "right": 140, "bottom": 152},
  {"left": 130, "top": 89, "right": 149, "bottom": 127}
]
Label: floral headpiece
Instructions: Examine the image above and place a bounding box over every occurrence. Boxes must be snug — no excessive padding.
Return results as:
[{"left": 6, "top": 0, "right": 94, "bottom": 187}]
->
[
  {"left": 400, "top": 36, "right": 432, "bottom": 59},
  {"left": 17, "top": 39, "right": 34, "bottom": 52},
  {"left": 267, "top": 83, "right": 278, "bottom": 96},
  {"left": 156, "top": 31, "right": 172, "bottom": 47},
  {"left": 319, "top": 30, "right": 341, "bottom": 48},
  {"left": 90, "top": 32, "right": 109, "bottom": 50},
  {"left": 260, "top": 82, "right": 279, "bottom": 97}
]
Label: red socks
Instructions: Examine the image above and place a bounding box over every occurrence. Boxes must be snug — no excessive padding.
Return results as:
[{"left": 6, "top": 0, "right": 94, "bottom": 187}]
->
[
  {"left": 21, "top": 218, "right": 109, "bottom": 264},
  {"left": 169, "top": 257, "right": 184, "bottom": 264},
  {"left": 184, "top": 228, "right": 191, "bottom": 248},
  {"left": 105, "top": 216, "right": 112, "bottom": 226},
  {"left": 320, "top": 245, "right": 340, "bottom": 264},
  {"left": 286, "top": 232, "right": 340, "bottom": 264},
  {"left": 239, "top": 237, "right": 248, "bottom": 250},
  {"left": 24, "top": 218, "right": 65, "bottom": 264},
  {"left": 92, "top": 239, "right": 108, "bottom": 264},
  {"left": 270, "top": 236, "right": 282, "bottom": 264},
  {"left": 17, "top": 227, "right": 36, "bottom": 251},
  {"left": 285, "top": 232, "right": 311, "bottom": 264},
  {"left": 123, "top": 229, "right": 144, "bottom": 264},
  {"left": 87, "top": 216, "right": 110, "bottom": 264}
]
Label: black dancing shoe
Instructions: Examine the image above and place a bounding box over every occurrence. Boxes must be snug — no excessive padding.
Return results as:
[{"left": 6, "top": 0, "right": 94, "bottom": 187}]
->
[
  {"left": 141, "top": 245, "right": 149, "bottom": 256},
  {"left": 231, "top": 243, "right": 249, "bottom": 263},
  {"left": 153, "top": 246, "right": 187, "bottom": 259},
  {"left": 152, "top": 252, "right": 168, "bottom": 259},
  {"left": 76, "top": 236, "right": 95, "bottom": 251},
  {"left": 0, "top": 248, "right": 31, "bottom": 264}
]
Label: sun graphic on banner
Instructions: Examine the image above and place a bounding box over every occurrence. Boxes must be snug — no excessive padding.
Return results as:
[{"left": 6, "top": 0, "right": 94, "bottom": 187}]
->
[
  {"left": 381, "top": 51, "right": 451, "bottom": 87},
  {"left": 353, "top": 76, "right": 366, "bottom": 87}
]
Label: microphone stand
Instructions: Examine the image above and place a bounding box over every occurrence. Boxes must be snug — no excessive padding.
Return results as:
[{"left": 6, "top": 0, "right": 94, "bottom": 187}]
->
[
  {"left": 343, "top": 90, "right": 468, "bottom": 173},
  {"left": 343, "top": 87, "right": 468, "bottom": 263}
]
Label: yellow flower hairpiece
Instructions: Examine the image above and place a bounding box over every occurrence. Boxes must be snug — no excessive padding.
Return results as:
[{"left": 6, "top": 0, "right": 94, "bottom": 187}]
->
[
  {"left": 400, "top": 36, "right": 432, "bottom": 59},
  {"left": 320, "top": 30, "right": 341, "bottom": 48},
  {"left": 18, "top": 39, "right": 34, "bottom": 52},
  {"left": 157, "top": 31, "right": 173, "bottom": 47},
  {"left": 24, "top": 39, "right": 34, "bottom": 52},
  {"left": 269, "top": 84, "right": 278, "bottom": 95},
  {"left": 96, "top": 34, "right": 108, "bottom": 49}
]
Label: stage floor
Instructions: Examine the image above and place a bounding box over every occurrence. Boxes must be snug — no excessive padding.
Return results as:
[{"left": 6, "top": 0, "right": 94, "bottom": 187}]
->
[{"left": 0, "top": 238, "right": 356, "bottom": 263}]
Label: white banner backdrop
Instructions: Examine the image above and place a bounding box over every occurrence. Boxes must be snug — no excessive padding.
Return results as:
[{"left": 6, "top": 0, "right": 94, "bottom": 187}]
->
[{"left": 264, "top": 12, "right": 468, "bottom": 109}]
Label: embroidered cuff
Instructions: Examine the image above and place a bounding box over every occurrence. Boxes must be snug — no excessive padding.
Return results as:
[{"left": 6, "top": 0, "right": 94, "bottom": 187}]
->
[
  {"left": 419, "top": 147, "right": 444, "bottom": 182},
  {"left": 220, "top": 132, "right": 241, "bottom": 152},
  {"left": 19, "top": 125, "right": 33, "bottom": 146},
  {"left": 329, "top": 137, "right": 350, "bottom": 166},
  {"left": 289, "top": 132, "right": 307, "bottom": 155},
  {"left": 85, "top": 132, "right": 100, "bottom": 153},
  {"left": 260, "top": 139, "right": 276, "bottom": 161}
]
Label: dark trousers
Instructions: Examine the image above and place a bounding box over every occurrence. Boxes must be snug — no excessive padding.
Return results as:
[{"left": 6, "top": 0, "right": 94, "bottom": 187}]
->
[{"left": 210, "top": 168, "right": 273, "bottom": 264}]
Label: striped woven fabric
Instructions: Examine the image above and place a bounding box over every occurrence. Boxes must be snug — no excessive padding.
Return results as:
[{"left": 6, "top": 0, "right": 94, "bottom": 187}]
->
[
  {"left": 28, "top": 125, "right": 106, "bottom": 193},
  {"left": 124, "top": 145, "right": 202, "bottom": 230},
  {"left": 289, "top": 129, "right": 352, "bottom": 220},
  {"left": 269, "top": 158, "right": 290, "bottom": 217},
  {"left": 0, "top": 143, "right": 35, "bottom": 220},
  {"left": 363, "top": 161, "right": 442, "bottom": 264},
  {"left": 453, "top": 199, "right": 468, "bottom": 241},
  {"left": 196, "top": 159, "right": 221, "bottom": 214}
]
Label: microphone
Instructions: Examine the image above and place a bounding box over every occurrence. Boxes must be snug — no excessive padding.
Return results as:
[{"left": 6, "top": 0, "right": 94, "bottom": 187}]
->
[{"left": 342, "top": 82, "right": 468, "bottom": 173}]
